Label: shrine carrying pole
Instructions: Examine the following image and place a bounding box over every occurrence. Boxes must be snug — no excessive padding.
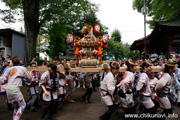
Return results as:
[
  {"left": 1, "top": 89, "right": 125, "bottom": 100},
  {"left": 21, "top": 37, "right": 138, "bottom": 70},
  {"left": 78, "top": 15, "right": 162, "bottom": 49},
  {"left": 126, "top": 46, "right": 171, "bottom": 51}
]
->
[{"left": 26, "top": 66, "right": 164, "bottom": 72}]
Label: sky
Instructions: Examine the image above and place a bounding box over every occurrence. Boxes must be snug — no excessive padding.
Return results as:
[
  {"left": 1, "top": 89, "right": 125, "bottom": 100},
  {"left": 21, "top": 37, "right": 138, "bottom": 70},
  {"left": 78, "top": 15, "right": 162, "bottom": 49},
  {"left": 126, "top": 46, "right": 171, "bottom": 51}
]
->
[
  {"left": 0, "top": 2, "right": 24, "bottom": 31},
  {"left": 90, "top": 0, "right": 152, "bottom": 44},
  {"left": 0, "top": 0, "right": 152, "bottom": 44}
]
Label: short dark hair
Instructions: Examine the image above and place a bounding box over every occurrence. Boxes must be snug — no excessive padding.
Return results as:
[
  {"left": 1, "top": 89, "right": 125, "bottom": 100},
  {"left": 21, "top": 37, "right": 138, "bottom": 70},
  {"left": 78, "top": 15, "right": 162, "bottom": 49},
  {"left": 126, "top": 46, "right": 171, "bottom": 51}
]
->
[
  {"left": 141, "top": 62, "right": 151, "bottom": 70},
  {"left": 48, "top": 64, "right": 57, "bottom": 71},
  {"left": 12, "top": 56, "right": 20, "bottom": 65},
  {"left": 30, "top": 62, "right": 36, "bottom": 66},
  {"left": 164, "top": 63, "right": 176, "bottom": 73}
]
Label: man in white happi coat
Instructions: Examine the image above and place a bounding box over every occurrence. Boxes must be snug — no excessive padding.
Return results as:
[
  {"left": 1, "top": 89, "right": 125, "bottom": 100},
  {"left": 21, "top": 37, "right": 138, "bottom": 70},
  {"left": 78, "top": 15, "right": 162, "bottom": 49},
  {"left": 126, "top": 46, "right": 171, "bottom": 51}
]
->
[
  {"left": 135, "top": 60, "right": 156, "bottom": 116},
  {"left": 39, "top": 64, "right": 60, "bottom": 120},
  {"left": 0, "top": 56, "right": 33, "bottom": 120},
  {"left": 119, "top": 60, "right": 137, "bottom": 120},
  {"left": 149, "top": 72, "right": 160, "bottom": 109},
  {"left": 99, "top": 62, "right": 122, "bottom": 120},
  {"left": 155, "top": 63, "right": 176, "bottom": 119}
]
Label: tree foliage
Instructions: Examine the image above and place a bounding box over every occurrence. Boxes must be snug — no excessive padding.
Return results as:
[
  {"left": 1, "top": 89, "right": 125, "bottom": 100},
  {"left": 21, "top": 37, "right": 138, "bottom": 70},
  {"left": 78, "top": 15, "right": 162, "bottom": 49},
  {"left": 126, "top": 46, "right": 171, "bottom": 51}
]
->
[
  {"left": 133, "top": 0, "right": 180, "bottom": 28},
  {"left": 122, "top": 43, "right": 139, "bottom": 60},
  {"left": 103, "top": 38, "right": 123, "bottom": 60},
  {"left": 0, "top": 0, "right": 97, "bottom": 64},
  {"left": 47, "top": 21, "right": 67, "bottom": 60},
  {"left": 44, "top": 7, "right": 107, "bottom": 60},
  {"left": 111, "top": 29, "right": 121, "bottom": 42},
  {"left": 103, "top": 29, "right": 139, "bottom": 61}
]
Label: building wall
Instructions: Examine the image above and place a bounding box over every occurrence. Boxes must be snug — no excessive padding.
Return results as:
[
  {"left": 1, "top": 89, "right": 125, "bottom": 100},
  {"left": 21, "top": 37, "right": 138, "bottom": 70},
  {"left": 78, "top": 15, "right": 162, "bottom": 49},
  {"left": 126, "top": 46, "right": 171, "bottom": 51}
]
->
[
  {"left": 5, "top": 47, "right": 11, "bottom": 57},
  {"left": 12, "top": 33, "right": 24, "bottom": 61},
  {"left": 0, "top": 37, "right": 12, "bottom": 57},
  {"left": 2, "top": 37, "right": 11, "bottom": 47}
]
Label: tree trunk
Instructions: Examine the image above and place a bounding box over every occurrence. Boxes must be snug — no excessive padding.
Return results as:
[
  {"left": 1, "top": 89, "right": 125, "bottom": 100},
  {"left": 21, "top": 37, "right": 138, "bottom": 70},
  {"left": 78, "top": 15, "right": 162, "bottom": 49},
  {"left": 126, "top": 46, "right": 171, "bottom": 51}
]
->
[{"left": 22, "top": 0, "right": 40, "bottom": 65}]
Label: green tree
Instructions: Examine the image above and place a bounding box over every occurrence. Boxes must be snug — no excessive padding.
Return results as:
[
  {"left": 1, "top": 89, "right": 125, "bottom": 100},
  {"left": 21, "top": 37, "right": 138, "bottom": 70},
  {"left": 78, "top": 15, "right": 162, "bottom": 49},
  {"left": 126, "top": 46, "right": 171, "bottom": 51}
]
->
[
  {"left": 103, "top": 28, "right": 139, "bottom": 61},
  {"left": 122, "top": 43, "right": 139, "bottom": 60},
  {"left": 46, "top": 8, "right": 106, "bottom": 60},
  {"left": 111, "top": 29, "right": 121, "bottom": 42},
  {"left": 103, "top": 38, "right": 124, "bottom": 60},
  {"left": 47, "top": 21, "right": 67, "bottom": 60},
  {"left": 103, "top": 39, "right": 139, "bottom": 61},
  {"left": 133, "top": 0, "right": 180, "bottom": 28},
  {"left": 103, "top": 29, "right": 122, "bottom": 60},
  {"left": 0, "top": 0, "right": 96, "bottom": 64}
]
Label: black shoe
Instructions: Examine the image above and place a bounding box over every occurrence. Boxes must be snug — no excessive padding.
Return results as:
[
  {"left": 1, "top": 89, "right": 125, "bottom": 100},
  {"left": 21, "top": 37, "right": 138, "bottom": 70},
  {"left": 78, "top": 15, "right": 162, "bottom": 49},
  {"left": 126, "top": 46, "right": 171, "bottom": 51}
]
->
[
  {"left": 26, "top": 105, "right": 30, "bottom": 110},
  {"left": 177, "top": 102, "right": 180, "bottom": 107},
  {"left": 7, "top": 103, "right": 14, "bottom": 110},
  {"left": 93, "top": 90, "right": 97, "bottom": 92},
  {"left": 8, "top": 107, "right": 14, "bottom": 110},
  {"left": 82, "top": 95, "right": 86, "bottom": 101},
  {"left": 139, "top": 104, "right": 144, "bottom": 111},
  {"left": 172, "top": 101, "right": 176, "bottom": 105},
  {"left": 41, "top": 117, "right": 46, "bottom": 120},
  {"left": 48, "top": 116, "right": 56, "bottom": 120}
]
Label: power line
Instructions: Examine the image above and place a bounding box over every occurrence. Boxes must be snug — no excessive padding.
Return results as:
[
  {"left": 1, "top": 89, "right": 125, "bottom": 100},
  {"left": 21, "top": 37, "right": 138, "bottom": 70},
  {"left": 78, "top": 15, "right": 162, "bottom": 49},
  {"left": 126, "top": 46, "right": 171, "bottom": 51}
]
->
[{"left": 121, "top": 30, "right": 144, "bottom": 33}]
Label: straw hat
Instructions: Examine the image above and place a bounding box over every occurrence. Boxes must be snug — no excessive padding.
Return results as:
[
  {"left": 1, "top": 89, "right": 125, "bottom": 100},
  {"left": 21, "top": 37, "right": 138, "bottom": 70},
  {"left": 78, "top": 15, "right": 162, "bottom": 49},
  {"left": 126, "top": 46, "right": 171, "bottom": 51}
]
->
[
  {"left": 165, "top": 63, "right": 177, "bottom": 68},
  {"left": 145, "top": 59, "right": 152, "bottom": 66},
  {"left": 128, "top": 60, "right": 138, "bottom": 66}
]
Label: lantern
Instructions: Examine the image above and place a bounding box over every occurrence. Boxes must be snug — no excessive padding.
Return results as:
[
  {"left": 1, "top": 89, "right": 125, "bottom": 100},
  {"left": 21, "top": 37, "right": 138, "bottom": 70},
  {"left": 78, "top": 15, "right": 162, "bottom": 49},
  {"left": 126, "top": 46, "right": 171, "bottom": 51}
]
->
[
  {"left": 74, "top": 43, "right": 77, "bottom": 47},
  {"left": 78, "top": 49, "right": 84, "bottom": 55},
  {"left": 103, "top": 43, "right": 108, "bottom": 48},
  {"left": 66, "top": 34, "right": 73, "bottom": 44},
  {"left": 93, "top": 49, "right": 99, "bottom": 56},
  {"left": 94, "top": 24, "right": 100, "bottom": 34},
  {"left": 103, "top": 45, "right": 107, "bottom": 48},
  {"left": 102, "top": 33, "right": 109, "bottom": 44}
]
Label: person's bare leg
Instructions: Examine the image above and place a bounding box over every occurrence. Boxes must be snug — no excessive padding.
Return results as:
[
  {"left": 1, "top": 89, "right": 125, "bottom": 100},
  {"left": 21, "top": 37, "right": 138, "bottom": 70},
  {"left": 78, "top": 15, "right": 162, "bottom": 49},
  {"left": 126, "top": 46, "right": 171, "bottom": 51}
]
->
[{"left": 77, "top": 78, "right": 80, "bottom": 88}]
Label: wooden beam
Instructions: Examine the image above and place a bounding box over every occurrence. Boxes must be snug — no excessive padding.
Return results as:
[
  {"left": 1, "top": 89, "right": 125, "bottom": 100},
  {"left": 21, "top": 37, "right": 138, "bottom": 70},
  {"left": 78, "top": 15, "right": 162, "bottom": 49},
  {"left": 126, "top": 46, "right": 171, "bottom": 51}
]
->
[{"left": 26, "top": 66, "right": 165, "bottom": 72}]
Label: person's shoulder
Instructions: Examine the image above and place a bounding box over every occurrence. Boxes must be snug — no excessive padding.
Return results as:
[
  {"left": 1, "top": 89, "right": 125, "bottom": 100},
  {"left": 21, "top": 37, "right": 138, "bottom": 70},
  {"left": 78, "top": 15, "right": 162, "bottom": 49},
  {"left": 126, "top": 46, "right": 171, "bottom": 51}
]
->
[
  {"left": 140, "top": 72, "right": 148, "bottom": 77},
  {"left": 154, "top": 77, "right": 158, "bottom": 82},
  {"left": 17, "top": 66, "right": 28, "bottom": 72},
  {"left": 14, "top": 66, "right": 24, "bottom": 69},
  {"left": 4, "top": 66, "right": 10, "bottom": 69},
  {"left": 163, "top": 73, "right": 170, "bottom": 77},
  {"left": 41, "top": 71, "right": 49, "bottom": 76},
  {"left": 176, "top": 68, "right": 180, "bottom": 73},
  {"left": 106, "top": 72, "right": 113, "bottom": 77},
  {"left": 177, "top": 68, "right": 180, "bottom": 70}
]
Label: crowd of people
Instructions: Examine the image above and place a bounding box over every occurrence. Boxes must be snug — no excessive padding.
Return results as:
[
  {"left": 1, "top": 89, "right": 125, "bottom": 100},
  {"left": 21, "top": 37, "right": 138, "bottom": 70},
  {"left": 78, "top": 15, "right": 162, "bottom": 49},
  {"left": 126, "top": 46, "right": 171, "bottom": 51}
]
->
[
  {"left": 99, "top": 59, "right": 180, "bottom": 120},
  {"left": 140, "top": 50, "right": 180, "bottom": 64},
  {"left": 0, "top": 53, "right": 180, "bottom": 120},
  {"left": 0, "top": 56, "right": 98, "bottom": 120}
]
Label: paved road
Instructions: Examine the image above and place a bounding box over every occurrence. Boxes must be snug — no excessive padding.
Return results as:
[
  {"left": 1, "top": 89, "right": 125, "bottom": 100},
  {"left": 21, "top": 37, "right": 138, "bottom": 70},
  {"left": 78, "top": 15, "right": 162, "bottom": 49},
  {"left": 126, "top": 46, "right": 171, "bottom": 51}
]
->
[{"left": 0, "top": 86, "right": 180, "bottom": 120}]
